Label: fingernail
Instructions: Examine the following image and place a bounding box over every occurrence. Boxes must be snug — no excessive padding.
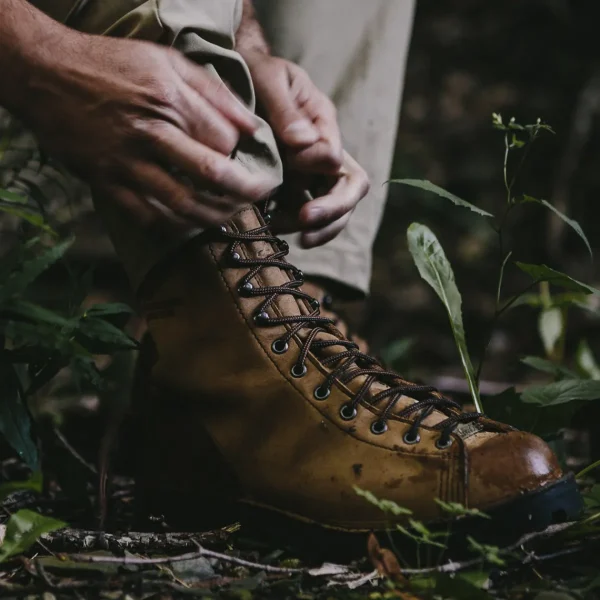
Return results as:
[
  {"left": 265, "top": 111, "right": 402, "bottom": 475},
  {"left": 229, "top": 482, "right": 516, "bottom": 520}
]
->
[{"left": 284, "top": 120, "right": 319, "bottom": 144}]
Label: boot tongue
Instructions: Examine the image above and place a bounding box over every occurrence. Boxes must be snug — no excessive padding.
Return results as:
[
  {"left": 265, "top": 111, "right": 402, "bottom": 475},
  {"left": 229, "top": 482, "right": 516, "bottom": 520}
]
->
[{"left": 229, "top": 207, "right": 447, "bottom": 427}]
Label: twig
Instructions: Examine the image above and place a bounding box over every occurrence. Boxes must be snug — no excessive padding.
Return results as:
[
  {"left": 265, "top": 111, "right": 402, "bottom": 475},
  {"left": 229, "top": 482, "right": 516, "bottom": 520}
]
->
[
  {"left": 40, "top": 527, "right": 228, "bottom": 553},
  {"left": 69, "top": 545, "right": 305, "bottom": 575},
  {"left": 400, "top": 522, "right": 578, "bottom": 575},
  {"left": 52, "top": 426, "right": 97, "bottom": 475}
]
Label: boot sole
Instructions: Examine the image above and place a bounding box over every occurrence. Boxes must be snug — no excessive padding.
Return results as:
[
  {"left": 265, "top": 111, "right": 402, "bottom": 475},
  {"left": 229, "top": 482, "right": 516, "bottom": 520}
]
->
[{"left": 233, "top": 474, "right": 583, "bottom": 558}]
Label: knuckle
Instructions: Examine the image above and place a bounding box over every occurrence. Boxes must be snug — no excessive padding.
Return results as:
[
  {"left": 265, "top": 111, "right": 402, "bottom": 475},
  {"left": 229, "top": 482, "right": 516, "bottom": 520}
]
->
[{"left": 201, "top": 155, "right": 226, "bottom": 186}]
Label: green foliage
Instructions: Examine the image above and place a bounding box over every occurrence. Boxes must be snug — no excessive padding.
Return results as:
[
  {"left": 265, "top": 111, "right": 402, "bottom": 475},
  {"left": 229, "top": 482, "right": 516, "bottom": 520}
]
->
[
  {"left": 434, "top": 498, "right": 490, "bottom": 520},
  {"left": 354, "top": 486, "right": 412, "bottom": 516},
  {"left": 0, "top": 509, "right": 65, "bottom": 562},
  {"left": 520, "top": 195, "right": 592, "bottom": 257},
  {"left": 521, "top": 379, "right": 600, "bottom": 406},
  {"left": 0, "top": 471, "right": 42, "bottom": 504},
  {"left": 390, "top": 179, "right": 493, "bottom": 217},
  {"left": 516, "top": 263, "right": 600, "bottom": 295},
  {"left": 407, "top": 223, "right": 482, "bottom": 411}
]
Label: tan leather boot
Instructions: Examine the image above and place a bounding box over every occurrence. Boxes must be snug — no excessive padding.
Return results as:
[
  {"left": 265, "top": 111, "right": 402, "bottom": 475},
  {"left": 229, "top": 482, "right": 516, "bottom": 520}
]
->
[{"left": 134, "top": 205, "right": 581, "bottom": 548}]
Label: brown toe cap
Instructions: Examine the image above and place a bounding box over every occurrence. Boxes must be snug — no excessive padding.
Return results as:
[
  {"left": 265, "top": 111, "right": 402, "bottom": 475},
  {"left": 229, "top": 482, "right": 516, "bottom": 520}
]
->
[{"left": 467, "top": 431, "right": 563, "bottom": 509}]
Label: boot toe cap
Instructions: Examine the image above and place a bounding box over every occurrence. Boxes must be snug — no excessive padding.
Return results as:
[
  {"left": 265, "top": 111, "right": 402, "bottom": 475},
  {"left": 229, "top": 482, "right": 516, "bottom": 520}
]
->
[{"left": 468, "top": 430, "right": 563, "bottom": 509}]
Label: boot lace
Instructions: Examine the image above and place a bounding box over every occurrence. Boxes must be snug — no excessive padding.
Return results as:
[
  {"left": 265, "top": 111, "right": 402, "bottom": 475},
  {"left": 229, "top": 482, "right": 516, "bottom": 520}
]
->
[{"left": 219, "top": 219, "right": 483, "bottom": 449}]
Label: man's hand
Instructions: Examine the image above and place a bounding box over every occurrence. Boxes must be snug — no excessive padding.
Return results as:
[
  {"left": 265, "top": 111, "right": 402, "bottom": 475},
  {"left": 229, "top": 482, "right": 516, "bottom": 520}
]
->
[
  {"left": 240, "top": 44, "right": 369, "bottom": 247},
  {"left": 1, "top": 1, "right": 279, "bottom": 227}
]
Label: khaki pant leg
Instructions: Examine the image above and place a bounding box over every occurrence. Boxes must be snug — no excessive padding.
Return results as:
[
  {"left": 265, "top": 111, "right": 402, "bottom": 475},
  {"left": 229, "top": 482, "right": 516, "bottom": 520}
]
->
[
  {"left": 15, "top": 0, "right": 283, "bottom": 291},
  {"left": 256, "top": 0, "right": 415, "bottom": 296}
]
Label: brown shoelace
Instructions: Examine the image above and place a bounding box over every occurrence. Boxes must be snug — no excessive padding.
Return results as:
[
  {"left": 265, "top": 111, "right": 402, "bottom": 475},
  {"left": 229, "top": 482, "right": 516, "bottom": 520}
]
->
[{"left": 220, "top": 219, "right": 482, "bottom": 449}]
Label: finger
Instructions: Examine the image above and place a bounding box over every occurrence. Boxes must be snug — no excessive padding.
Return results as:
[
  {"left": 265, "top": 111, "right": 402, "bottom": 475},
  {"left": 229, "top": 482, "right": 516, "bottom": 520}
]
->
[
  {"left": 300, "top": 212, "right": 352, "bottom": 248},
  {"left": 299, "top": 159, "right": 369, "bottom": 229},
  {"left": 287, "top": 139, "right": 344, "bottom": 175},
  {"left": 178, "top": 84, "right": 240, "bottom": 155},
  {"left": 255, "top": 62, "right": 320, "bottom": 146},
  {"left": 152, "top": 125, "right": 280, "bottom": 202},
  {"left": 128, "top": 161, "right": 238, "bottom": 225},
  {"left": 96, "top": 184, "right": 157, "bottom": 226},
  {"left": 172, "top": 52, "right": 260, "bottom": 135}
]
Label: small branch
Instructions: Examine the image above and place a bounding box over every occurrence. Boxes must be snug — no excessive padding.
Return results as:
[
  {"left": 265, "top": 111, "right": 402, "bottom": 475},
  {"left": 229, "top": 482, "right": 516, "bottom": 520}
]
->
[
  {"left": 40, "top": 528, "right": 228, "bottom": 553},
  {"left": 52, "top": 426, "right": 97, "bottom": 475}
]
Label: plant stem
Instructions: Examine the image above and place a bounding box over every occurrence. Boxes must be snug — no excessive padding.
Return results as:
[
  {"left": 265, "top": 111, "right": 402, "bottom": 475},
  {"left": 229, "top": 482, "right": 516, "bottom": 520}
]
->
[{"left": 576, "top": 458, "right": 600, "bottom": 480}]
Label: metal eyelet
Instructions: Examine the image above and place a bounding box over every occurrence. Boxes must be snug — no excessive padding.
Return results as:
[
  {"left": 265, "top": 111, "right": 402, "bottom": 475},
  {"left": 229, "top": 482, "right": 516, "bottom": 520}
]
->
[
  {"left": 263, "top": 213, "right": 272, "bottom": 224},
  {"left": 238, "top": 281, "right": 254, "bottom": 296},
  {"left": 310, "top": 298, "right": 320, "bottom": 310},
  {"left": 313, "top": 385, "right": 331, "bottom": 401},
  {"left": 291, "top": 364, "right": 307, "bottom": 378},
  {"left": 293, "top": 268, "right": 304, "bottom": 281},
  {"left": 339, "top": 403, "right": 357, "bottom": 421},
  {"left": 230, "top": 252, "right": 241, "bottom": 263},
  {"left": 403, "top": 431, "right": 421, "bottom": 445},
  {"left": 254, "top": 311, "right": 270, "bottom": 325},
  {"left": 271, "top": 339, "right": 289, "bottom": 354},
  {"left": 370, "top": 420, "right": 388, "bottom": 435},
  {"left": 220, "top": 225, "right": 227, "bottom": 234},
  {"left": 279, "top": 240, "right": 289, "bottom": 252},
  {"left": 435, "top": 436, "right": 453, "bottom": 450}
]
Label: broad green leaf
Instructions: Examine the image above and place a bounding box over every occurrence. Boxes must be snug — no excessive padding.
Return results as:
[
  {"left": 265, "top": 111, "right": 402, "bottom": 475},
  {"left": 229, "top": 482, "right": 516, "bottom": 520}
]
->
[
  {"left": 576, "top": 340, "right": 600, "bottom": 380},
  {"left": 407, "top": 223, "right": 481, "bottom": 411},
  {"left": 0, "top": 189, "right": 27, "bottom": 204},
  {"left": 484, "top": 387, "right": 585, "bottom": 437},
  {"left": 0, "top": 237, "right": 74, "bottom": 301},
  {"left": 522, "top": 379, "right": 600, "bottom": 406},
  {"left": 538, "top": 307, "right": 563, "bottom": 356},
  {"left": 466, "top": 537, "right": 505, "bottom": 566},
  {"left": 521, "top": 356, "right": 578, "bottom": 380},
  {"left": 0, "top": 361, "right": 38, "bottom": 470},
  {"left": 0, "top": 471, "right": 42, "bottom": 504},
  {"left": 0, "top": 509, "right": 65, "bottom": 561},
  {"left": 521, "top": 195, "right": 592, "bottom": 257},
  {"left": 516, "top": 263, "right": 600, "bottom": 295},
  {"left": 390, "top": 179, "right": 493, "bottom": 217}
]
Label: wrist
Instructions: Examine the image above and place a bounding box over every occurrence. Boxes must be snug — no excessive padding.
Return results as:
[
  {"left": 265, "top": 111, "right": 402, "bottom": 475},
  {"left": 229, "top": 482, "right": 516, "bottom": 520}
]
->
[{"left": 0, "top": 1, "right": 79, "bottom": 119}]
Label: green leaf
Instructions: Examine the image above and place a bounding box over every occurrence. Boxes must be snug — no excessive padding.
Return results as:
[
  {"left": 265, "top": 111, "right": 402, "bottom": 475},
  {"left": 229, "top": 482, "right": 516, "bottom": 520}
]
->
[
  {"left": 521, "top": 356, "right": 578, "bottom": 380},
  {"left": 84, "top": 303, "right": 133, "bottom": 318},
  {"left": 522, "top": 379, "right": 600, "bottom": 406},
  {"left": 353, "top": 486, "right": 412, "bottom": 516},
  {"left": 0, "top": 237, "right": 74, "bottom": 301},
  {"left": 0, "top": 471, "right": 42, "bottom": 504},
  {"left": 576, "top": 340, "right": 600, "bottom": 380},
  {"left": 0, "top": 189, "right": 27, "bottom": 204},
  {"left": 0, "top": 509, "right": 65, "bottom": 561},
  {"left": 0, "top": 205, "right": 56, "bottom": 235},
  {"left": 434, "top": 498, "right": 491, "bottom": 519},
  {"left": 521, "top": 195, "right": 592, "bottom": 257},
  {"left": 484, "top": 387, "right": 585, "bottom": 436},
  {"left": 390, "top": 179, "right": 493, "bottom": 217},
  {"left": 407, "top": 223, "right": 481, "bottom": 411},
  {"left": 434, "top": 573, "right": 494, "bottom": 600},
  {"left": 516, "top": 263, "right": 600, "bottom": 295},
  {"left": 381, "top": 337, "right": 413, "bottom": 367},
  {"left": 538, "top": 307, "right": 563, "bottom": 356},
  {"left": 466, "top": 536, "right": 505, "bottom": 566},
  {"left": 76, "top": 317, "right": 138, "bottom": 352},
  {"left": 0, "top": 361, "right": 38, "bottom": 470}
]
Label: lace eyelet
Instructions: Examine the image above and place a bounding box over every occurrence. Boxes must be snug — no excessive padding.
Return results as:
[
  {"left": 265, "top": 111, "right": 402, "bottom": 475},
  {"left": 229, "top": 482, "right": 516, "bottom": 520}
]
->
[
  {"left": 293, "top": 268, "right": 304, "bottom": 281},
  {"left": 220, "top": 225, "right": 227, "bottom": 234},
  {"left": 313, "top": 385, "right": 331, "bottom": 401},
  {"left": 310, "top": 298, "right": 320, "bottom": 310},
  {"left": 263, "top": 213, "right": 272, "bottom": 224},
  {"left": 230, "top": 251, "right": 241, "bottom": 263},
  {"left": 403, "top": 431, "right": 421, "bottom": 445},
  {"left": 291, "top": 364, "right": 307, "bottom": 378},
  {"left": 339, "top": 403, "right": 357, "bottom": 421},
  {"left": 435, "top": 436, "right": 453, "bottom": 450},
  {"left": 271, "top": 339, "right": 289, "bottom": 354},
  {"left": 238, "top": 281, "right": 254, "bottom": 296},
  {"left": 254, "top": 311, "right": 270, "bottom": 325},
  {"left": 279, "top": 240, "right": 289, "bottom": 252},
  {"left": 370, "top": 420, "right": 388, "bottom": 435}
]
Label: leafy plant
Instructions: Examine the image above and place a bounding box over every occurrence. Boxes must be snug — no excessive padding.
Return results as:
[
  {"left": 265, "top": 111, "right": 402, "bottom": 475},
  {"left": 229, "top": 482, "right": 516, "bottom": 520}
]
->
[{"left": 392, "top": 115, "right": 600, "bottom": 428}]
